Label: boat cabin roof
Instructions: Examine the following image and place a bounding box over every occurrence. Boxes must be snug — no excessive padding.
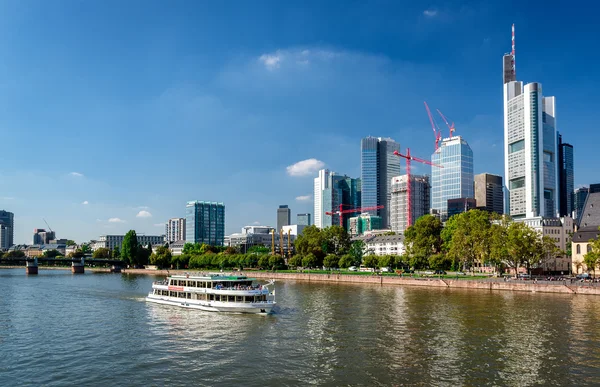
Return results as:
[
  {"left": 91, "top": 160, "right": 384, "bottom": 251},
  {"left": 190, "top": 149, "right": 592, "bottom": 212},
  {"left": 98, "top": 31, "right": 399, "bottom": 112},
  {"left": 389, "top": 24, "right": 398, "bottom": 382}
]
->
[{"left": 169, "top": 274, "right": 253, "bottom": 281}]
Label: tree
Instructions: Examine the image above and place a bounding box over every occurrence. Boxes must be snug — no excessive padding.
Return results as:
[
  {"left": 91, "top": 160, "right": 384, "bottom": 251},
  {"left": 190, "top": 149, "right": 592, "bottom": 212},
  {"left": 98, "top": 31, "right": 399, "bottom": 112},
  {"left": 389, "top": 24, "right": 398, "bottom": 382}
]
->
[
  {"left": 321, "top": 226, "right": 351, "bottom": 256},
  {"left": 150, "top": 246, "right": 172, "bottom": 269},
  {"left": 338, "top": 254, "right": 354, "bottom": 268},
  {"left": 583, "top": 227, "right": 600, "bottom": 277},
  {"left": 428, "top": 253, "right": 452, "bottom": 270},
  {"left": 294, "top": 226, "right": 326, "bottom": 259},
  {"left": 378, "top": 255, "right": 395, "bottom": 269},
  {"left": 112, "top": 246, "right": 121, "bottom": 259},
  {"left": 258, "top": 254, "right": 270, "bottom": 269},
  {"left": 502, "top": 222, "right": 539, "bottom": 276},
  {"left": 404, "top": 215, "right": 442, "bottom": 261},
  {"left": 446, "top": 210, "right": 493, "bottom": 272},
  {"left": 363, "top": 255, "right": 378, "bottom": 268},
  {"left": 92, "top": 248, "right": 111, "bottom": 259},
  {"left": 323, "top": 254, "right": 339, "bottom": 269},
  {"left": 288, "top": 255, "right": 302, "bottom": 268},
  {"left": 268, "top": 255, "right": 286, "bottom": 270},
  {"left": 121, "top": 230, "right": 139, "bottom": 266},
  {"left": 43, "top": 249, "right": 62, "bottom": 258},
  {"left": 80, "top": 244, "right": 91, "bottom": 254},
  {"left": 302, "top": 253, "right": 318, "bottom": 268},
  {"left": 5, "top": 250, "right": 25, "bottom": 258},
  {"left": 247, "top": 245, "right": 270, "bottom": 255},
  {"left": 66, "top": 240, "right": 76, "bottom": 246},
  {"left": 224, "top": 246, "right": 238, "bottom": 255},
  {"left": 348, "top": 240, "right": 365, "bottom": 267},
  {"left": 137, "top": 244, "right": 152, "bottom": 267}
]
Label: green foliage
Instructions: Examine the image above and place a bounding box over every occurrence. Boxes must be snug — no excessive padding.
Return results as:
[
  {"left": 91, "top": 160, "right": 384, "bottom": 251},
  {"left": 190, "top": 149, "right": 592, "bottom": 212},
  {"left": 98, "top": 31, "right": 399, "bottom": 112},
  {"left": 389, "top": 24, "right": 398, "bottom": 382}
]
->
[
  {"left": 150, "top": 246, "right": 172, "bottom": 269},
  {"left": 383, "top": 231, "right": 396, "bottom": 236},
  {"left": 5, "top": 250, "right": 25, "bottom": 258},
  {"left": 377, "top": 255, "right": 396, "bottom": 269},
  {"left": 92, "top": 248, "right": 111, "bottom": 259},
  {"left": 338, "top": 254, "right": 354, "bottom": 268},
  {"left": 446, "top": 210, "right": 493, "bottom": 271},
  {"left": 121, "top": 230, "right": 139, "bottom": 266},
  {"left": 258, "top": 254, "right": 270, "bottom": 269},
  {"left": 428, "top": 253, "right": 452, "bottom": 270},
  {"left": 288, "top": 255, "right": 302, "bottom": 268},
  {"left": 79, "top": 244, "right": 91, "bottom": 254},
  {"left": 43, "top": 249, "right": 62, "bottom": 258},
  {"left": 247, "top": 245, "right": 270, "bottom": 255},
  {"left": 362, "top": 255, "right": 378, "bottom": 268},
  {"left": 584, "top": 227, "right": 600, "bottom": 276},
  {"left": 295, "top": 225, "right": 351, "bottom": 260},
  {"left": 65, "top": 240, "right": 76, "bottom": 246},
  {"left": 323, "top": 254, "right": 339, "bottom": 269},
  {"left": 268, "top": 255, "right": 286, "bottom": 270},
  {"left": 112, "top": 246, "right": 121, "bottom": 259},
  {"left": 224, "top": 246, "right": 238, "bottom": 255},
  {"left": 404, "top": 215, "right": 442, "bottom": 261},
  {"left": 348, "top": 240, "right": 365, "bottom": 266},
  {"left": 302, "top": 253, "right": 318, "bottom": 268},
  {"left": 321, "top": 226, "right": 351, "bottom": 256},
  {"left": 137, "top": 244, "right": 152, "bottom": 267}
]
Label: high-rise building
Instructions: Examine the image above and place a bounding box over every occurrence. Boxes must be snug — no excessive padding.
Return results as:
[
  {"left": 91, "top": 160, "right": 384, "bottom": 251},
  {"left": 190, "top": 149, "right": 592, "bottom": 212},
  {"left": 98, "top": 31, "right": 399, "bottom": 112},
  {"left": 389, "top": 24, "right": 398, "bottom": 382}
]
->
[
  {"left": 474, "top": 173, "right": 504, "bottom": 215},
  {"left": 185, "top": 201, "right": 225, "bottom": 246},
  {"left": 590, "top": 184, "right": 600, "bottom": 194},
  {"left": 360, "top": 136, "right": 400, "bottom": 229},
  {"left": 277, "top": 205, "right": 291, "bottom": 231},
  {"left": 33, "top": 228, "right": 56, "bottom": 245},
  {"left": 165, "top": 218, "right": 186, "bottom": 243},
  {"left": 447, "top": 198, "right": 477, "bottom": 219},
  {"left": 297, "top": 213, "right": 311, "bottom": 226},
  {"left": 390, "top": 175, "right": 430, "bottom": 233},
  {"left": 503, "top": 26, "right": 558, "bottom": 219},
  {"left": 431, "top": 136, "right": 474, "bottom": 221},
  {"left": 0, "top": 210, "right": 14, "bottom": 249},
  {"left": 558, "top": 133, "right": 574, "bottom": 217},
  {"left": 348, "top": 213, "right": 382, "bottom": 236},
  {"left": 574, "top": 187, "right": 589, "bottom": 224},
  {"left": 314, "top": 169, "right": 360, "bottom": 230}
]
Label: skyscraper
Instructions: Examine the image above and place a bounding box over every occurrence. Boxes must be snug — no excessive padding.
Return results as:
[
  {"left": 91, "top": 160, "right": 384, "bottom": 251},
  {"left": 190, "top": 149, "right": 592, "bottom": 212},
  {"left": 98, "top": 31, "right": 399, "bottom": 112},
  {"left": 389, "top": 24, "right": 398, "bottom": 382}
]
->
[
  {"left": 185, "top": 201, "right": 225, "bottom": 246},
  {"left": 297, "top": 213, "right": 311, "bottom": 226},
  {"left": 474, "top": 173, "right": 504, "bottom": 215},
  {"left": 314, "top": 169, "right": 361, "bottom": 230},
  {"left": 431, "top": 136, "right": 474, "bottom": 221},
  {"left": 277, "top": 205, "right": 291, "bottom": 231},
  {"left": 0, "top": 210, "right": 14, "bottom": 249},
  {"left": 165, "top": 218, "right": 186, "bottom": 242},
  {"left": 360, "top": 136, "right": 400, "bottom": 228},
  {"left": 390, "top": 175, "right": 430, "bottom": 233},
  {"left": 33, "top": 228, "right": 55, "bottom": 245},
  {"left": 574, "top": 187, "right": 589, "bottom": 224},
  {"left": 503, "top": 26, "right": 558, "bottom": 218},
  {"left": 558, "top": 133, "right": 574, "bottom": 217}
]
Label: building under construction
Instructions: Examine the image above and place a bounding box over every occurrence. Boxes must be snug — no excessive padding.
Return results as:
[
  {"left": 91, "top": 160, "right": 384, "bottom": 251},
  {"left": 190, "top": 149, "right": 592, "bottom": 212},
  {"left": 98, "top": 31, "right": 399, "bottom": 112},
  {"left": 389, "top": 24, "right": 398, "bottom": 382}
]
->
[{"left": 390, "top": 175, "right": 430, "bottom": 233}]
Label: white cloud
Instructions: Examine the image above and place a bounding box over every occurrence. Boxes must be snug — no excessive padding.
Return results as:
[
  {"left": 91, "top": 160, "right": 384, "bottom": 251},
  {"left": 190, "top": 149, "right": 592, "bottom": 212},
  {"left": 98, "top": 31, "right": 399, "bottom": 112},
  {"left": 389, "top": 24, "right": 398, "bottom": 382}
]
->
[
  {"left": 259, "top": 53, "right": 281, "bottom": 70},
  {"left": 286, "top": 158, "right": 325, "bottom": 177},
  {"left": 82, "top": 200, "right": 89, "bottom": 205},
  {"left": 69, "top": 172, "right": 84, "bottom": 177},
  {"left": 296, "top": 195, "right": 312, "bottom": 202},
  {"left": 108, "top": 217, "right": 125, "bottom": 223},
  {"left": 423, "top": 9, "right": 438, "bottom": 17},
  {"left": 136, "top": 210, "right": 152, "bottom": 218}
]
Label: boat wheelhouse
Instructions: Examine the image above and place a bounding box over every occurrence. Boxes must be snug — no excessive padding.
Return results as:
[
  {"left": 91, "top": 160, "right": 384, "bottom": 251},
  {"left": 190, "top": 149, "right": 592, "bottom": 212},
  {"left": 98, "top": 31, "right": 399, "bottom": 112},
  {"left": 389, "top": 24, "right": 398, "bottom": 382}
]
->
[{"left": 145, "top": 273, "right": 276, "bottom": 314}]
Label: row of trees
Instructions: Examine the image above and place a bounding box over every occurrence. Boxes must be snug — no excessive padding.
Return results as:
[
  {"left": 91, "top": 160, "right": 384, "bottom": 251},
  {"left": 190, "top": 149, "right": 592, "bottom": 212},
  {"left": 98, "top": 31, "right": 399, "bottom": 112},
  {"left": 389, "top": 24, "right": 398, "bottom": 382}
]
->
[{"left": 404, "top": 210, "right": 561, "bottom": 274}]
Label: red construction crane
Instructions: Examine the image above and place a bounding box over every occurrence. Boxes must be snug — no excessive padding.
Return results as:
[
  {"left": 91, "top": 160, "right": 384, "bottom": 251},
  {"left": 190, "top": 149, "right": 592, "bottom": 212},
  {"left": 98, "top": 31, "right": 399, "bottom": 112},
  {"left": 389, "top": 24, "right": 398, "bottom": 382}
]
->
[
  {"left": 325, "top": 204, "right": 384, "bottom": 228},
  {"left": 424, "top": 101, "right": 442, "bottom": 150},
  {"left": 436, "top": 109, "right": 456, "bottom": 137},
  {"left": 393, "top": 148, "right": 443, "bottom": 228}
]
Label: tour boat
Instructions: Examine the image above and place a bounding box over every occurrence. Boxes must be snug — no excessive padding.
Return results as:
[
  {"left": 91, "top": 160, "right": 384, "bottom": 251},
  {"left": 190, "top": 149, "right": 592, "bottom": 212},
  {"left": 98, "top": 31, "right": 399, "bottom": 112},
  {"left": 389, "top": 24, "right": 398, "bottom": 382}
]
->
[{"left": 145, "top": 273, "right": 276, "bottom": 314}]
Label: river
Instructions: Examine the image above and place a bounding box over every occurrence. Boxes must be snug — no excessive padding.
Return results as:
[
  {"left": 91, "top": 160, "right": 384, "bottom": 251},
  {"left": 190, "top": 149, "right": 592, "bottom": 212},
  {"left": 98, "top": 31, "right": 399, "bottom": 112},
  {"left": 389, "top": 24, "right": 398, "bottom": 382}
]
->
[{"left": 1, "top": 269, "right": 599, "bottom": 386}]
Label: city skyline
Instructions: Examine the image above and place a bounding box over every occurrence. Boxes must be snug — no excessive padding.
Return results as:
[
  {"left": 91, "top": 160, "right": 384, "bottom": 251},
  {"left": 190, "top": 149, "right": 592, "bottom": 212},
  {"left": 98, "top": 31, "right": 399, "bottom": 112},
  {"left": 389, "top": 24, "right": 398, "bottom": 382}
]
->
[{"left": 1, "top": 2, "right": 598, "bottom": 243}]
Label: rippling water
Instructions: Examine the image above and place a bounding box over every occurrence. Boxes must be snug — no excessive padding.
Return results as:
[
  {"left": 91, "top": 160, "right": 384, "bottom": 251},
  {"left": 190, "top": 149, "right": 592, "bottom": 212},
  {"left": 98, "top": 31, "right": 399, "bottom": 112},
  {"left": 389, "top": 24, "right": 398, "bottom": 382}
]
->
[{"left": 1, "top": 269, "right": 599, "bottom": 386}]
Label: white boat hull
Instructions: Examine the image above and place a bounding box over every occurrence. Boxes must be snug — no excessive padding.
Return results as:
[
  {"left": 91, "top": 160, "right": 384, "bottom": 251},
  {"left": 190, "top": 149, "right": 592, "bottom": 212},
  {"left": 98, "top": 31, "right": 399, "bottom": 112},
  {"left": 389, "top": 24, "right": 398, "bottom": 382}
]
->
[{"left": 145, "top": 295, "right": 276, "bottom": 314}]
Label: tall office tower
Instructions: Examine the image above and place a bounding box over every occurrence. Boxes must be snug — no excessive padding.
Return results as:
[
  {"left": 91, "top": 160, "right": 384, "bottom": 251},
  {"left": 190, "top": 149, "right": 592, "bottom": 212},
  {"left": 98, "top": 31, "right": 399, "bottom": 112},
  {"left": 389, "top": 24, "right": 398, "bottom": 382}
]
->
[
  {"left": 0, "top": 210, "right": 14, "bottom": 248},
  {"left": 390, "top": 175, "right": 430, "bottom": 233},
  {"left": 431, "top": 136, "right": 474, "bottom": 221},
  {"left": 277, "top": 205, "right": 291, "bottom": 231},
  {"left": 165, "top": 218, "right": 186, "bottom": 242},
  {"left": 503, "top": 26, "right": 558, "bottom": 218},
  {"left": 360, "top": 136, "right": 401, "bottom": 228},
  {"left": 590, "top": 184, "right": 600, "bottom": 194},
  {"left": 557, "top": 133, "right": 574, "bottom": 217},
  {"left": 297, "top": 213, "right": 311, "bottom": 226},
  {"left": 314, "top": 169, "right": 361, "bottom": 230},
  {"left": 573, "top": 187, "right": 589, "bottom": 224},
  {"left": 474, "top": 173, "right": 504, "bottom": 215},
  {"left": 0, "top": 225, "right": 10, "bottom": 250},
  {"left": 185, "top": 201, "right": 225, "bottom": 246},
  {"left": 33, "top": 228, "right": 56, "bottom": 245}
]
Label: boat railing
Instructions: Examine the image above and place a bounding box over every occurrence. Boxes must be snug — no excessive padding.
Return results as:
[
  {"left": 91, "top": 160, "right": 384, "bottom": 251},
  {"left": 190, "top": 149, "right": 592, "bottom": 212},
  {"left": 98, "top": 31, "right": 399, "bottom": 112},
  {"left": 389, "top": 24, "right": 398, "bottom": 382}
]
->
[{"left": 153, "top": 280, "right": 169, "bottom": 286}]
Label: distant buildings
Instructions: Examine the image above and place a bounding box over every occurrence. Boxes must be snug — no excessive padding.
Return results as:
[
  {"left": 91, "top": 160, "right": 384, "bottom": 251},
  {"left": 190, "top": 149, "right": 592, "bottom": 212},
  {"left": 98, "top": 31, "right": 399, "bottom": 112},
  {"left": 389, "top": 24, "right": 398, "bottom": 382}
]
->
[
  {"left": 281, "top": 224, "right": 307, "bottom": 237},
  {"left": 353, "top": 234, "right": 405, "bottom": 257},
  {"left": 574, "top": 187, "right": 589, "bottom": 223},
  {"left": 447, "top": 198, "right": 477, "bottom": 219},
  {"left": 572, "top": 192, "right": 600, "bottom": 274},
  {"left": 186, "top": 201, "right": 225, "bottom": 246},
  {"left": 0, "top": 210, "right": 14, "bottom": 249},
  {"left": 225, "top": 225, "right": 295, "bottom": 254},
  {"left": 94, "top": 234, "right": 165, "bottom": 250},
  {"left": 33, "top": 229, "right": 55, "bottom": 245},
  {"left": 165, "top": 218, "right": 186, "bottom": 243},
  {"left": 431, "top": 136, "right": 474, "bottom": 221},
  {"left": 361, "top": 136, "right": 400, "bottom": 229},
  {"left": 390, "top": 175, "right": 430, "bottom": 233},
  {"left": 558, "top": 134, "right": 574, "bottom": 217},
  {"left": 297, "top": 213, "right": 311, "bottom": 226},
  {"left": 474, "top": 173, "right": 504, "bottom": 215},
  {"left": 277, "top": 205, "right": 291, "bottom": 231},
  {"left": 313, "top": 169, "right": 360, "bottom": 230},
  {"left": 348, "top": 213, "right": 382, "bottom": 237}
]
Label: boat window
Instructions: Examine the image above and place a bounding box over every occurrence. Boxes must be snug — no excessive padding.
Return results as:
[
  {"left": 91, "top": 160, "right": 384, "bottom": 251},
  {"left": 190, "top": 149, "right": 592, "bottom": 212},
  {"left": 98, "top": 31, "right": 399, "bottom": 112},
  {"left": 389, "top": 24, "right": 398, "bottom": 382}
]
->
[
  {"left": 209, "top": 294, "right": 214, "bottom": 301},
  {"left": 245, "top": 296, "right": 253, "bottom": 303},
  {"left": 187, "top": 293, "right": 191, "bottom": 299},
  {"left": 236, "top": 296, "right": 243, "bottom": 302},
  {"left": 228, "top": 295, "right": 235, "bottom": 302}
]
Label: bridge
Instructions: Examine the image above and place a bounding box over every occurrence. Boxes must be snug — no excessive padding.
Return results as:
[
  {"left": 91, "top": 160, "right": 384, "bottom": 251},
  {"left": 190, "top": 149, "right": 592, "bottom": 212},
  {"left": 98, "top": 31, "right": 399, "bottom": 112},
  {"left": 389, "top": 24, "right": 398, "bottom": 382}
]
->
[{"left": 0, "top": 257, "right": 126, "bottom": 274}]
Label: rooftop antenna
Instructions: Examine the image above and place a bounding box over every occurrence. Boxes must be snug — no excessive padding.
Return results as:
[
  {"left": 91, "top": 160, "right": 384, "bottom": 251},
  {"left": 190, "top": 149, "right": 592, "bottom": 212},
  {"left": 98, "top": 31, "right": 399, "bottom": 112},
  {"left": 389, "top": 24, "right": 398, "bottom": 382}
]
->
[{"left": 511, "top": 23, "right": 516, "bottom": 78}]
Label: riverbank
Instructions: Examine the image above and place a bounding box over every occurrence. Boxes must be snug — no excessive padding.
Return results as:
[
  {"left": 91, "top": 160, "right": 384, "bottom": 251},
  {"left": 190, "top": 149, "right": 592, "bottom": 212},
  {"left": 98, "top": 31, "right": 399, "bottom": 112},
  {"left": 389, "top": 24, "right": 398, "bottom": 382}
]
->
[{"left": 117, "top": 268, "right": 600, "bottom": 296}]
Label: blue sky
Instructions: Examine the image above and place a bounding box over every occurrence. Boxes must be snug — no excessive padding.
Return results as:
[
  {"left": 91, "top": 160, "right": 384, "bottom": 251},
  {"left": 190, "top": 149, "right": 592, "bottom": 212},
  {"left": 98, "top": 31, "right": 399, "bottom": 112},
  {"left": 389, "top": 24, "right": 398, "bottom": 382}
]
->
[{"left": 0, "top": 0, "right": 597, "bottom": 244}]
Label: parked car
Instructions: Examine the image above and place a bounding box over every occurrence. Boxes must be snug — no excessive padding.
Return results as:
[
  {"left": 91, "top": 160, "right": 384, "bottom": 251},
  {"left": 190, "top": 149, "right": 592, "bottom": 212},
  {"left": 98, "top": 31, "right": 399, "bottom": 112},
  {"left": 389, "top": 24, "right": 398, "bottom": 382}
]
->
[
  {"left": 348, "top": 266, "right": 358, "bottom": 272},
  {"left": 433, "top": 270, "right": 446, "bottom": 275},
  {"left": 380, "top": 267, "right": 391, "bottom": 272}
]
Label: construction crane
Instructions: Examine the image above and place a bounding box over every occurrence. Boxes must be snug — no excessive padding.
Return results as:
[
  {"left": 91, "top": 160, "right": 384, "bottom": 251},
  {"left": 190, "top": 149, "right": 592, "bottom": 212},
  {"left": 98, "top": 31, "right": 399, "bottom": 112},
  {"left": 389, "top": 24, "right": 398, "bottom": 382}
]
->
[
  {"left": 436, "top": 109, "right": 456, "bottom": 137},
  {"left": 393, "top": 148, "right": 443, "bottom": 228},
  {"left": 43, "top": 218, "right": 53, "bottom": 233},
  {"left": 325, "top": 204, "right": 384, "bottom": 228},
  {"left": 424, "top": 101, "right": 442, "bottom": 150}
]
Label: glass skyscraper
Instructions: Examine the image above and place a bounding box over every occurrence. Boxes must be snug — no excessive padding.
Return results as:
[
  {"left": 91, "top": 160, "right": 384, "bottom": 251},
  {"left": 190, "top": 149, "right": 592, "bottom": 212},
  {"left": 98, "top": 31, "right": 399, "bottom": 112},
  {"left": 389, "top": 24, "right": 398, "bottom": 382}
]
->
[
  {"left": 360, "top": 136, "right": 400, "bottom": 229},
  {"left": 185, "top": 201, "right": 225, "bottom": 246},
  {"left": 0, "top": 210, "right": 14, "bottom": 249},
  {"left": 558, "top": 133, "right": 574, "bottom": 217},
  {"left": 314, "top": 169, "right": 360, "bottom": 230},
  {"left": 431, "top": 136, "right": 474, "bottom": 221}
]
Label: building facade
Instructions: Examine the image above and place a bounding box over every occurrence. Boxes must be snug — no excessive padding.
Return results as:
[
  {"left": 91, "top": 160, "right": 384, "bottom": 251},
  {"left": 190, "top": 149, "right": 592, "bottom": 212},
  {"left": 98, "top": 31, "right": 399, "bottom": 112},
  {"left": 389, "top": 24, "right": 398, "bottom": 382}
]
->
[
  {"left": 277, "top": 205, "right": 291, "bottom": 231},
  {"left": 224, "top": 225, "right": 295, "bottom": 255},
  {"left": 431, "top": 136, "right": 474, "bottom": 221},
  {"left": 95, "top": 234, "right": 165, "bottom": 250},
  {"left": 185, "top": 201, "right": 225, "bottom": 246},
  {"left": 447, "top": 198, "right": 477, "bottom": 219},
  {"left": 558, "top": 133, "right": 574, "bottom": 217},
  {"left": 314, "top": 169, "right": 360, "bottom": 230},
  {"left": 165, "top": 218, "right": 186, "bottom": 243},
  {"left": 572, "top": 193, "right": 600, "bottom": 274},
  {"left": 297, "top": 213, "right": 311, "bottom": 226},
  {"left": 353, "top": 234, "right": 405, "bottom": 257},
  {"left": 360, "top": 136, "right": 400, "bottom": 229},
  {"left": 590, "top": 184, "right": 600, "bottom": 194},
  {"left": 0, "top": 210, "right": 14, "bottom": 249},
  {"left": 574, "top": 187, "right": 589, "bottom": 224},
  {"left": 348, "top": 213, "right": 382, "bottom": 236},
  {"left": 474, "top": 173, "right": 504, "bottom": 215},
  {"left": 390, "top": 175, "right": 430, "bottom": 233},
  {"left": 33, "top": 229, "right": 56, "bottom": 245}
]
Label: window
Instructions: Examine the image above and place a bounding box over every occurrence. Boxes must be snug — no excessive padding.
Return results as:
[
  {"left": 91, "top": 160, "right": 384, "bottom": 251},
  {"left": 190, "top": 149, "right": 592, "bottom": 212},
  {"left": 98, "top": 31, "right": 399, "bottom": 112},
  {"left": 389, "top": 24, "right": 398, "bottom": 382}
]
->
[
  {"left": 509, "top": 140, "right": 525, "bottom": 153},
  {"left": 576, "top": 244, "right": 581, "bottom": 254}
]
